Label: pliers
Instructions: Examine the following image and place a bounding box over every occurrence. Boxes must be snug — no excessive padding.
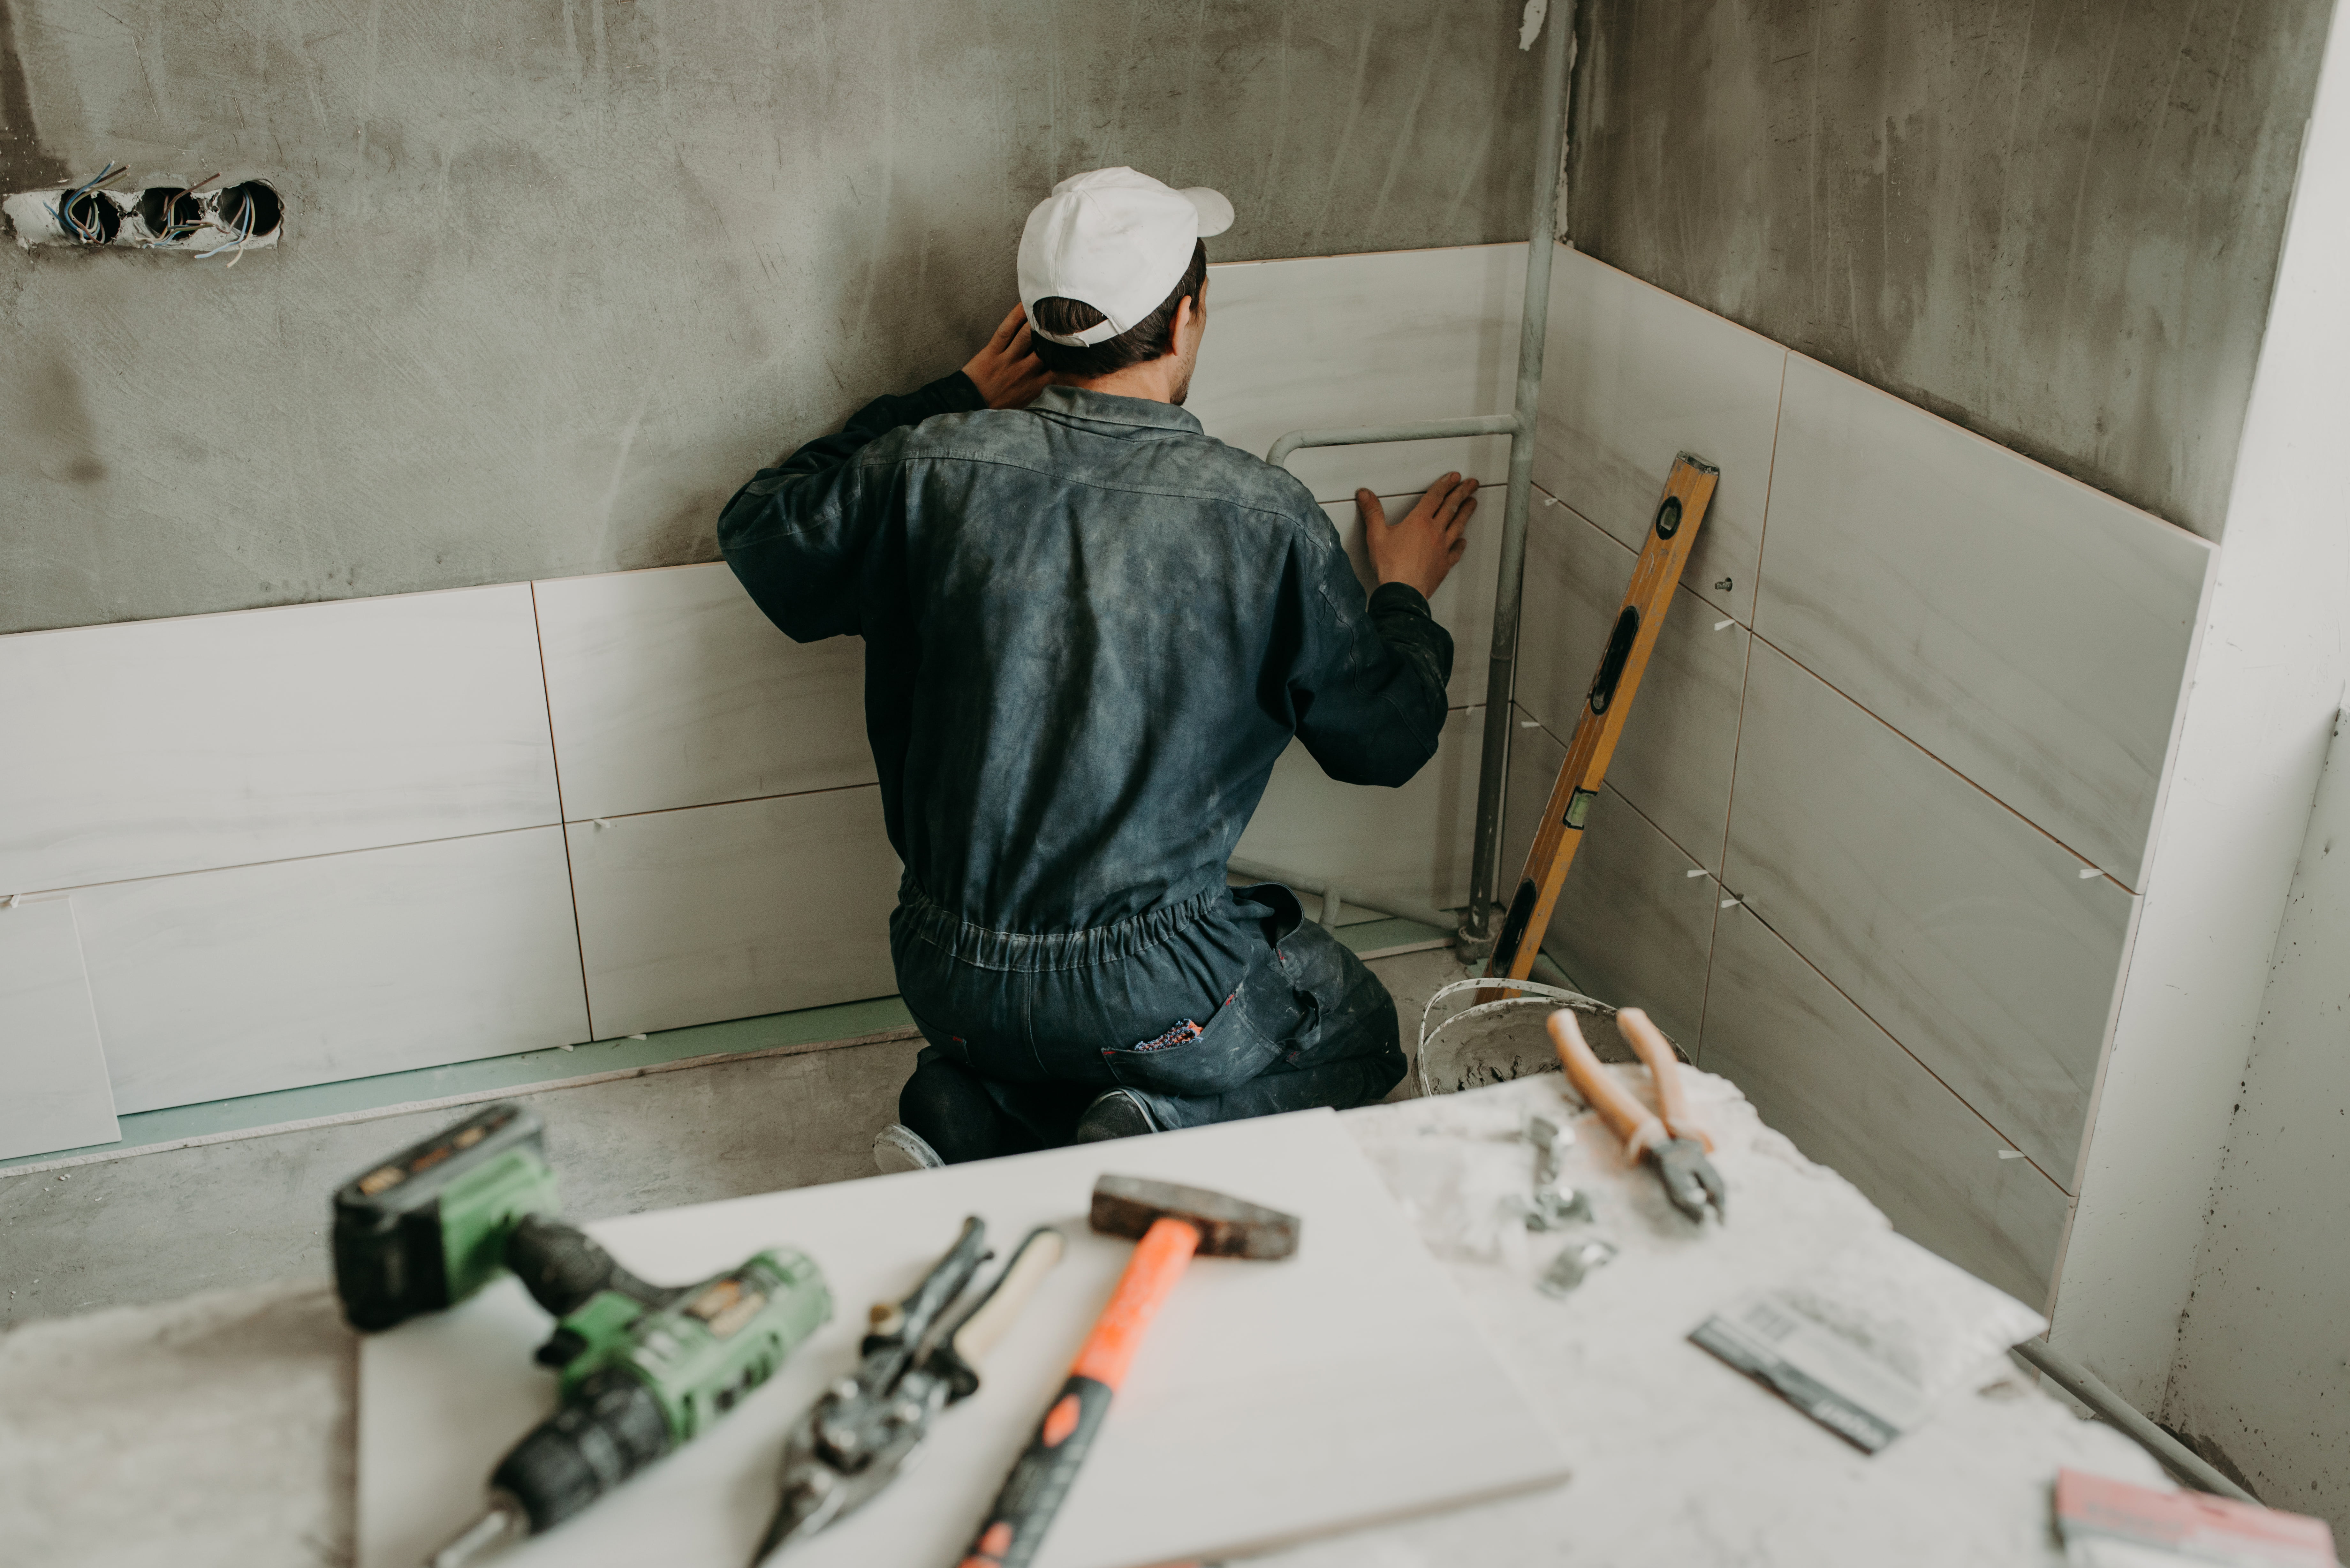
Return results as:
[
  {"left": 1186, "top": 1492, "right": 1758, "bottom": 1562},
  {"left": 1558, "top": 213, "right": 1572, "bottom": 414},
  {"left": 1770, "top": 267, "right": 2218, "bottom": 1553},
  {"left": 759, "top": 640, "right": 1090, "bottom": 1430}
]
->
[
  {"left": 750, "top": 1218, "right": 1065, "bottom": 1562},
  {"left": 1547, "top": 1006, "right": 1728, "bottom": 1224}
]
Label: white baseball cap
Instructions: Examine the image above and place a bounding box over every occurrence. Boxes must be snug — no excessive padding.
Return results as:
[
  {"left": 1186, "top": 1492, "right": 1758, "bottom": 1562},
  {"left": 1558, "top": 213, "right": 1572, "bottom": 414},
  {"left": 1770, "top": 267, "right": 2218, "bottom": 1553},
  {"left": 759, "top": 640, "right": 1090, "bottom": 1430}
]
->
[{"left": 1017, "top": 168, "right": 1234, "bottom": 347}]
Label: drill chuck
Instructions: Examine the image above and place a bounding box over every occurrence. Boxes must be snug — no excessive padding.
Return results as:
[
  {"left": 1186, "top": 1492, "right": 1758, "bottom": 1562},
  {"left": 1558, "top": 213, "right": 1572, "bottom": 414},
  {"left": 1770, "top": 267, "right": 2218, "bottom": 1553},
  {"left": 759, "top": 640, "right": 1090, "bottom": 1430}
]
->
[{"left": 493, "top": 1366, "right": 672, "bottom": 1532}]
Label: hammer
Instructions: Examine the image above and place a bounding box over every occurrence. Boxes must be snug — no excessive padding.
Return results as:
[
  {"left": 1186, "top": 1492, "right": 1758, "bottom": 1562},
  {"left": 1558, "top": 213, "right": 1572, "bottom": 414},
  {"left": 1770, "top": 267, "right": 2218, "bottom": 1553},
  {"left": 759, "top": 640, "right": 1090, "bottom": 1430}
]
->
[{"left": 956, "top": 1174, "right": 1300, "bottom": 1568}]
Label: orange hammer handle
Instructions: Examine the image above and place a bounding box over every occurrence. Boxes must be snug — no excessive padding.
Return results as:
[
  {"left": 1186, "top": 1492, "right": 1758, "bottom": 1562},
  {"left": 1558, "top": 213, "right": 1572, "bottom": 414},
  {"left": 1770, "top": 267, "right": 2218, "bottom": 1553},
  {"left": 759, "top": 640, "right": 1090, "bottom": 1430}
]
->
[
  {"left": 1072, "top": 1215, "right": 1199, "bottom": 1387},
  {"left": 959, "top": 1216, "right": 1201, "bottom": 1568}
]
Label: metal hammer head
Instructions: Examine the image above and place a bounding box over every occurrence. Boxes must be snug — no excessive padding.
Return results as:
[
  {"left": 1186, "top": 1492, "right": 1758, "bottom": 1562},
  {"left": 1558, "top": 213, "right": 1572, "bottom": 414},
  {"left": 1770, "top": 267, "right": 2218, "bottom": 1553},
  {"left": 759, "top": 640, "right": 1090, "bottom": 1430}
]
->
[{"left": 1090, "top": 1175, "right": 1300, "bottom": 1260}]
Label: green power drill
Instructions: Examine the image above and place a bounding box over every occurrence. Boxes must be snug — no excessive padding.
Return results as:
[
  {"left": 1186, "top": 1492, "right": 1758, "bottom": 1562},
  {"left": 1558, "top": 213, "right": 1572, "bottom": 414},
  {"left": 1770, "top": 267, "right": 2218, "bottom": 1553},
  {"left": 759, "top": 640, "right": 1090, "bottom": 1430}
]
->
[
  {"left": 330, "top": 1103, "right": 834, "bottom": 1565},
  {"left": 428, "top": 1245, "right": 833, "bottom": 1566}
]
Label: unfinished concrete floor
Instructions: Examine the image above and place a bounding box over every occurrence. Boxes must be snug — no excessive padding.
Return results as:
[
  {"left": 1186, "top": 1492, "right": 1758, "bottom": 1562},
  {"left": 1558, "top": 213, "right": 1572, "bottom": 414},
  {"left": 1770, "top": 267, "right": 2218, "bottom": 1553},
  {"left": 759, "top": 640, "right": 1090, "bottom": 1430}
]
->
[{"left": 0, "top": 948, "right": 1477, "bottom": 1331}]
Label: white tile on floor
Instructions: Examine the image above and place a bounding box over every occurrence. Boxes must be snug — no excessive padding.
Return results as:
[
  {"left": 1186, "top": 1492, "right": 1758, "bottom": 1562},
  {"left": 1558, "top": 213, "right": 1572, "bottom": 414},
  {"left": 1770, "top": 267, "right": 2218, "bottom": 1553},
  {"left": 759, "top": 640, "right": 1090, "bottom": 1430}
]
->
[
  {"left": 1701, "top": 906, "right": 2071, "bottom": 1306},
  {"left": 1189, "top": 245, "right": 1524, "bottom": 502},
  {"left": 0, "top": 585, "right": 559, "bottom": 894},
  {"left": 0, "top": 898, "right": 118, "bottom": 1160},
  {"left": 534, "top": 564, "right": 873, "bottom": 822},
  {"left": 1725, "top": 644, "right": 2134, "bottom": 1183},
  {"left": 1319, "top": 491, "right": 1505, "bottom": 709},
  {"left": 77, "top": 828, "right": 589, "bottom": 1115},
  {"left": 568, "top": 789, "right": 903, "bottom": 1040},
  {"left": 1756, "top": 355, "right": 2214, "bottom": 888},
  {"left": 1236, "top": 706, "right": 1482, "bottom": 913},
  {"left": 1501, "top": 715, "right": 1716, "bottom": 1046},
  {"left": 1533, "top": 246, "right": 1789, "bottom": 626},
  {"left": 1514, "top": 496, "right": 1749, "bottom": 868}
]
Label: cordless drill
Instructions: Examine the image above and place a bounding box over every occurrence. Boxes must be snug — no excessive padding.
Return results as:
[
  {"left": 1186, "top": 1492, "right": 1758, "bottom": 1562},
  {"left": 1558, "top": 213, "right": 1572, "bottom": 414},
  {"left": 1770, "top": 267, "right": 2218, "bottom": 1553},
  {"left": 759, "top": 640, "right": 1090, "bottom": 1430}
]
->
[
  {"left": 429, "top": 1245, "right": 833, "bottom": 1566},
  {"left": 332, "top": 1104, "right": 835, "bottom": 1565}
]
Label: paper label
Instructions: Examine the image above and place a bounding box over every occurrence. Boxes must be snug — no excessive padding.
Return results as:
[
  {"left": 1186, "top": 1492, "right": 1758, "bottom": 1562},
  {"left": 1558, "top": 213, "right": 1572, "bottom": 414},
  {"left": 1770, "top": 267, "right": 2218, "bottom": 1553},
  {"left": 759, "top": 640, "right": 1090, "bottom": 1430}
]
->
[{"left": 1690, "top": 1294, "right": 1933, "bottom": 1452}]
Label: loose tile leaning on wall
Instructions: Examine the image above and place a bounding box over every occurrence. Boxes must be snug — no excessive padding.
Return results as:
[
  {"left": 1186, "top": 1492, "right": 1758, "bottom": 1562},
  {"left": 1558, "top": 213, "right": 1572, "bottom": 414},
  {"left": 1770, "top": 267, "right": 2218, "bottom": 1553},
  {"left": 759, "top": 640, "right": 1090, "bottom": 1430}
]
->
[
  {"left": 0, "top": 584, "right": 560, "bottom": 894},
  {"left": 1532, "top": 247, "right": 1790, "bottom": 628},
  {"left": 1188, "top": 245, "right": 1524, "bottom": 502},
  {"left": 1701, "top": 907, "right": 2072, "bottom": 1307},
  {"left": 1756, "top": 355, "right": 2215, "bottom": 889},
  {"left": 0, "top": 898, "right": 119, "bottom": 1159},
  {"left": 1722, "top": 645, "right": 2136, "bottom": 1184},
  {"left": 534, "top": 563, "right": 874, "bottom": 822},
  {"left": 76, "top": 827, "right": 589, "bottom": 1114}
]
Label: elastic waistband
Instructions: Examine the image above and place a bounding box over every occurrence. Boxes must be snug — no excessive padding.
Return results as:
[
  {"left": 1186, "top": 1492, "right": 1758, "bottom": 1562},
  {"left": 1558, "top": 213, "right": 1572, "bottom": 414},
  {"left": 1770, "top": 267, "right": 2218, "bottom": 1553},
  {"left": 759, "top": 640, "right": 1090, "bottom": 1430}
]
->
[{"left": 895, "top": 882, "right": 1231, "bottom": 973}]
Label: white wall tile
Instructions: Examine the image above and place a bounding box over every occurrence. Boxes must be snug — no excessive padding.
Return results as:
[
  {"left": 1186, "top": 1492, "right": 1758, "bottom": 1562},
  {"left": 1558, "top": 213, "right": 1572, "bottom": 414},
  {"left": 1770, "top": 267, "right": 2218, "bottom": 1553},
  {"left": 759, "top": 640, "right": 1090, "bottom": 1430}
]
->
[
  {"left": 1319, "top": 492, "right": 1503, "bottom": 709},
  {"left": 1514, "top": 498, "right": 1749, "bottom": 868},
  {"left": 1189, "top": 245, "right": 1523, "bottom": 502},
  {"left": 1757, "top": 355, "right": 2214, "bottom": 887},
  {"left": 1701, "top": 906, "right": 2071, "bottom": 1306},
  {"left": 0, "top": 898, "right": 118, "bottom": 1159},
  {"left": 1236, "top": 706, "right": 1482, "bottom": 913},
  {"left": 77, "top": 828, "right": 588, "bottom": 1114},
  {"left": 568, "top": 789, "right": 903, "bottom": 1039},
  {"left": 1532, "top": 247, "right": 1789, "bottom": 626},
  {"left": 534, "top": 564, "right": 873, "bottom": 822},
  {"left": 1725, "top": 644, "right": 2134, "bottom": 1182},
  {"left": 1501, "top": 715, "right": 1716, "bottom": 1047},
  {"left": 0, "top": 585, "right": 559, "bottom": 894}
]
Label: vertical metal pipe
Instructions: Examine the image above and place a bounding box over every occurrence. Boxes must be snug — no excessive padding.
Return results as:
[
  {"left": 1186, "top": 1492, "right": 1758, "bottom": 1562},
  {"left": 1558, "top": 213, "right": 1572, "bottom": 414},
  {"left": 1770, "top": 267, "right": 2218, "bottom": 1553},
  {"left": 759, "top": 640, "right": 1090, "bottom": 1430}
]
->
[{"left": 1462, "top": 1, "right": 1576, "bottom": 950}]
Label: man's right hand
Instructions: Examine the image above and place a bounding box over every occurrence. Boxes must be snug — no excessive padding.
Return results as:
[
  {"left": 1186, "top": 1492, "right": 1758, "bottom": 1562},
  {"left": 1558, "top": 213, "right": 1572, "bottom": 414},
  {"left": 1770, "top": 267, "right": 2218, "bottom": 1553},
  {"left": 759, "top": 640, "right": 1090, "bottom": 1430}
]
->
[
  {"left": 1360, "top": 474, "right": 1478, "bottom": 601},
  {"left": 962, "top": 305, "right": 1050, "bottom": 410}
]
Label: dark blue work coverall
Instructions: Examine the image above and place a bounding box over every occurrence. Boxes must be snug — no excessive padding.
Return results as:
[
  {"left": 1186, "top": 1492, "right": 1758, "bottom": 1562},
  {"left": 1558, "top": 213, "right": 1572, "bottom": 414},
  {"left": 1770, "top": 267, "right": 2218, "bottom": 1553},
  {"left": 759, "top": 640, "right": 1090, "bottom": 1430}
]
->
[{"left": 717, "top": 371, "right": 1453, "bottom": 1160}]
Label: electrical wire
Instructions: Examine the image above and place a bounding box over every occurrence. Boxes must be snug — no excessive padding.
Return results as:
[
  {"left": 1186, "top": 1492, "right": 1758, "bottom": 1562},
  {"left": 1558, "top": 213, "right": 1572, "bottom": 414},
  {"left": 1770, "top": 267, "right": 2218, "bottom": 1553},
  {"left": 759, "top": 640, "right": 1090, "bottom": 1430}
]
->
[
  {"left": 152, "top": 172, "right": 220, "bottom": 245},
  {"left": 196, "top": 202, "right": 256, "bottom": 262},
  {"left": 49, "top": 162, "right": 125, "bottom": 243}
]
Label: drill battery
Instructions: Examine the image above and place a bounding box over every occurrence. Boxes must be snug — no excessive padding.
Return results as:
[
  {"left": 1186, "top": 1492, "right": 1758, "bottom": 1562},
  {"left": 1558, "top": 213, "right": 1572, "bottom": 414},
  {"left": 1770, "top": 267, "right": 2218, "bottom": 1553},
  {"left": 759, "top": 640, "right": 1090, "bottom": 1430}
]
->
[{"left": 332, "top": 1101, "right": 560, "bottom": 1332}]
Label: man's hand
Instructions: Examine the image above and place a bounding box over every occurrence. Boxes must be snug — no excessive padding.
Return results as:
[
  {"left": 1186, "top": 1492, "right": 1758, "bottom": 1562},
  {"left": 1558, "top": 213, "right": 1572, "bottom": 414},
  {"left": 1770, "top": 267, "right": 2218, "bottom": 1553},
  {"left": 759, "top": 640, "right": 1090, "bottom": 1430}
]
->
[
  {"left": 962, "top": 305, "right": 1050, "bottom": 410},
  {"left": 1360, "top": 474, "right": 1478, "bottom": 600}
]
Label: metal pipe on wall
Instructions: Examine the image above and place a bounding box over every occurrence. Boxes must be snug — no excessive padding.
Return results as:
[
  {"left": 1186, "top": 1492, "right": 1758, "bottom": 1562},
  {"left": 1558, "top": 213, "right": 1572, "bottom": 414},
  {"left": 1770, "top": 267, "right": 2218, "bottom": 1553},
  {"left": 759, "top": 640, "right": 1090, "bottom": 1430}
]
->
[{"left": 1262, "top": 4, "right": 1576, "bottom": 956}]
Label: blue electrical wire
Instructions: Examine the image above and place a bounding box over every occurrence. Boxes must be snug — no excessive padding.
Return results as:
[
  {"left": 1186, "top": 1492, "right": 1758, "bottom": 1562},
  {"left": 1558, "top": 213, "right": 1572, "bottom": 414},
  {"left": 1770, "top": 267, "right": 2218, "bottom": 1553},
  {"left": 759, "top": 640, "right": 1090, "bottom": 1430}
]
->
[
  {"left": 195, "top": 202, "right": 255, "bottom": 261},
  {"left": 48, "top": 162, "right": 125, "bottom": 242}
]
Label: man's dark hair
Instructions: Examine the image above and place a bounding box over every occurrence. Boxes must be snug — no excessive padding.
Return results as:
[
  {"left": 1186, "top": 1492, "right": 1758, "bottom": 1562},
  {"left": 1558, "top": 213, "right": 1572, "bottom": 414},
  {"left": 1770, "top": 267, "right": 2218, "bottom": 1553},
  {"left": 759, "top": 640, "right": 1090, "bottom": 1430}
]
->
[{"left": 1027, "top": 241, "right": 1209, "bottom": 377}]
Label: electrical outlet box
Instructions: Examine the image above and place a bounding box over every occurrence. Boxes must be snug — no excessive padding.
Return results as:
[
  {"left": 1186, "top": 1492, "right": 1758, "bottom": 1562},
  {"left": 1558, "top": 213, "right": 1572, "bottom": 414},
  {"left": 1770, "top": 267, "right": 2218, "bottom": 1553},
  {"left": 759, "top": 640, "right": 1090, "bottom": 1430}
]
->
[{"left": 4, "top": 175, "right": 284, "bottom": 256}]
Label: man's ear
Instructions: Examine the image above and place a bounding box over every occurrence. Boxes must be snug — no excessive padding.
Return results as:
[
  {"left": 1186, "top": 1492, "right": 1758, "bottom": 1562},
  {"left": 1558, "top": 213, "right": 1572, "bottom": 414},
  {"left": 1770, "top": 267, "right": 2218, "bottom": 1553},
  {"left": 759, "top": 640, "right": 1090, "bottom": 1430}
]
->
[{"left": 1172, "top": 292, "right": 1203, "bottom": 354}]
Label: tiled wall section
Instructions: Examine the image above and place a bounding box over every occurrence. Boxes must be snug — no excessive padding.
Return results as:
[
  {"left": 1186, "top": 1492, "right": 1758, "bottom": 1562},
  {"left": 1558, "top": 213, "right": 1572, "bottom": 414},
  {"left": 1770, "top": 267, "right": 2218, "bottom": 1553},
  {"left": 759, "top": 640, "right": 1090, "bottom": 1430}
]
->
[
  {"left": 0, "top": 246, "right": 1521, "bottom": 1153},
  {"left": 1516, "top": 243, "right": 2216, "bottom": 1301},
  {"left": 0, "top": 585, "right": 560, "bottom": 892}
]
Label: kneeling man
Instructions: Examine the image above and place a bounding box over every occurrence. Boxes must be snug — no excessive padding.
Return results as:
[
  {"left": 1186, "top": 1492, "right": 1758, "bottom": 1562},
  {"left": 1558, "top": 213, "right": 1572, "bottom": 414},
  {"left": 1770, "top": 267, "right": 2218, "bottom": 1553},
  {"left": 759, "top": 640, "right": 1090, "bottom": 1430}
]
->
[{"left": 718, "top": 168, "right": 1476, "bottom": 1166}]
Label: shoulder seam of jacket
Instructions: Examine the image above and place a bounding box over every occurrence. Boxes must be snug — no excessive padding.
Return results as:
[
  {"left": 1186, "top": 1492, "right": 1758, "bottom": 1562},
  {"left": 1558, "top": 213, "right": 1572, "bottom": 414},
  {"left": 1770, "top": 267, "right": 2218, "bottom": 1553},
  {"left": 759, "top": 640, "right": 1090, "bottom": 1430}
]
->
[{"left": 851, "top": 445, "right": 1317, "bottom": 527}]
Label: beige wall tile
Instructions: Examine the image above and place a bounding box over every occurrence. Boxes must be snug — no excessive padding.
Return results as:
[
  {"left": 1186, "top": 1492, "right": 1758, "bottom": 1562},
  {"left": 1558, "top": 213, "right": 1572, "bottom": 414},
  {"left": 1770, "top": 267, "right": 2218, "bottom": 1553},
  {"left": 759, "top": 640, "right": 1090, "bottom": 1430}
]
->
[{"left": 1702, "top": 906, "right": 2070, "bottom": 1306}]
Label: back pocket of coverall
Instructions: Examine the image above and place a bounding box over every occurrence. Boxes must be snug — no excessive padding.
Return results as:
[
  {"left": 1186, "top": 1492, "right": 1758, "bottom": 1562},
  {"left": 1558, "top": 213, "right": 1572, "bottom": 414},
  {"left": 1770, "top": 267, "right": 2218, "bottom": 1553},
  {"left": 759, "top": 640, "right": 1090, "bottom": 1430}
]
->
[{"left": 1096, "top": 961, "right": 1285, "bottom": 1098}]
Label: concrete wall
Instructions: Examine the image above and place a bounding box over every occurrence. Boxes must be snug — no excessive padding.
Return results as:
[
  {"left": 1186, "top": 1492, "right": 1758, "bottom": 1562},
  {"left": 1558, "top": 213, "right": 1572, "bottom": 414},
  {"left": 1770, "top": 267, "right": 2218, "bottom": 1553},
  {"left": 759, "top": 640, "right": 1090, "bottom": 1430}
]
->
[
  {"left": 1565, "top": 0, "right": 2333, "bottom": 540},
  {"left": 2166, "top": 714, "right": 2350, "bottom": 1531},
  {"left": 0, "top": 0, "right": 1543, "bottom": 634}
]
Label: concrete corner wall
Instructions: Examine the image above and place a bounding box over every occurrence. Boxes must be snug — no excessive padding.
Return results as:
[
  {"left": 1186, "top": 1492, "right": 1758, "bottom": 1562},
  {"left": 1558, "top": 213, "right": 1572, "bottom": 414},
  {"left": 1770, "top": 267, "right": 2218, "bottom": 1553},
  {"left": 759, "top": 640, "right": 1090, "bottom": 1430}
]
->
[
  {"left": 1565, "top": 0, "right": 2333, "bottom": 541},
  {"left": 0, "top": 0, "right": 1542, "bottom": 635},
  {"left": 2051, "top": 0, "right": 2350, "bottom": 1419},
  {"left": 2166, "top": 713, "right": 2350, "bottom": 1532}
]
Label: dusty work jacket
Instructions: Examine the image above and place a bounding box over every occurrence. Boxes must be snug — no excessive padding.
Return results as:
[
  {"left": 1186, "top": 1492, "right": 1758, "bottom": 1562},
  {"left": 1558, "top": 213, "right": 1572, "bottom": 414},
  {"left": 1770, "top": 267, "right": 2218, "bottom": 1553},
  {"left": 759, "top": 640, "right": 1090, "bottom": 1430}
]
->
[{"left": 716, "top": 372, "right": 1452, "bottom": 940}]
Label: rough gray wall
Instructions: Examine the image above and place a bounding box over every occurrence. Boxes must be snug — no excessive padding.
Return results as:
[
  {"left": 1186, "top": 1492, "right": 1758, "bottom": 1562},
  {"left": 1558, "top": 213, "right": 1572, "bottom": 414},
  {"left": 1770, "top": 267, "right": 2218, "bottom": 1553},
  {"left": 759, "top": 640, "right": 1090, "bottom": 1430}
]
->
[
  {"left": 1567, "top": 0, "right": 2334, "bottom": 540},
  {"left": 0, "top": 1, "right": 1542, "bottom": 634}
]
